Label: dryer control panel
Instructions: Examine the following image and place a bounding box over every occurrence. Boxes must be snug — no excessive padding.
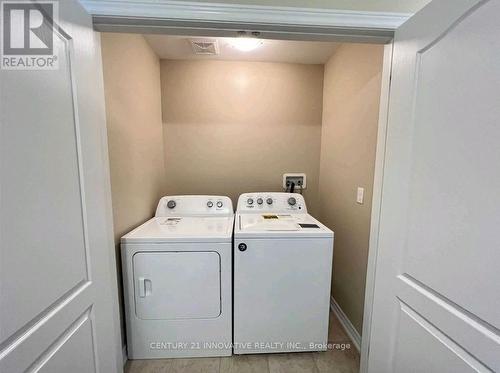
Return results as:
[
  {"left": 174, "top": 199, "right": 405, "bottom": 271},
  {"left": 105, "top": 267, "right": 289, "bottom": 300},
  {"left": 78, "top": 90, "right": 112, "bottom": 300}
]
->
[
  {"left": 237, "top": 192, "right": 307, "bottom": 213},
  {"left": 156, "top": 195, "right": 233, "bottom": 217}
]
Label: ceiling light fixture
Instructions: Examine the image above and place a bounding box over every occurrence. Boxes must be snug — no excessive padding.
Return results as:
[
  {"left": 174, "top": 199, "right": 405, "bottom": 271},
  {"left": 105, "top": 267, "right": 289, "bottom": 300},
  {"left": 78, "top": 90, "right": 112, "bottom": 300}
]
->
[{"left": 228, "top": 31, "right": 263, "bottom": 52}]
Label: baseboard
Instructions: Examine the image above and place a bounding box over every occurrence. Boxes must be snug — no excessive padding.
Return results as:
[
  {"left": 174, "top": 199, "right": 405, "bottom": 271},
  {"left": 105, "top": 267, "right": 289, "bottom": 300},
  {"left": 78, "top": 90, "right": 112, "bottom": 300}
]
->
[
  {"left": 330, "top": 296, "right": 361, "bottom": 352},
  {"left": 122, "top": 345, "right": 127, "bottom": 366}
]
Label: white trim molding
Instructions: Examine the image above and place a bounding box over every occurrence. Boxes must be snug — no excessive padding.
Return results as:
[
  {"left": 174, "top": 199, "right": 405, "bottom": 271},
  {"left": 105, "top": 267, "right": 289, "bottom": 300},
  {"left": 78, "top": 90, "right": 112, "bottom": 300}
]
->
[
  {"left": 359, "top": 43, "right": 393, "bottom": 373},
  {"left": 330, "top": 296, "right": 361, "bottom": 352},
  {"left": 80, "top": 0, "right": 410, "bottom": 41},
  {"left": 81, "top": 0, "right": 410, "bottom": 29}
]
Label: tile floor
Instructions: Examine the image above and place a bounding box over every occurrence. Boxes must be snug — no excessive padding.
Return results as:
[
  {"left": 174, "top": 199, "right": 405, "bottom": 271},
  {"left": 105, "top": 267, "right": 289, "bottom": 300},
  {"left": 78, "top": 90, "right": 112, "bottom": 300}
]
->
[{"left": 125, "top": 312, "right": 359, "bottom": 373}]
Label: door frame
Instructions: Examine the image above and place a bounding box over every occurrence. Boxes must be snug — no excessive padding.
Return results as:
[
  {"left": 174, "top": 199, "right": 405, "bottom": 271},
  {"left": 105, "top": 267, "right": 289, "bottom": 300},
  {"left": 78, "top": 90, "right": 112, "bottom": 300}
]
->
[
  {"left": 80, "top": 0, "right": 408, "bottom": 43},
  {"left": 80, "top": 0, "right": 400, "bottom": 368},
  {"left": 359, "top": 42, "right": 393, "bottom": 373}
]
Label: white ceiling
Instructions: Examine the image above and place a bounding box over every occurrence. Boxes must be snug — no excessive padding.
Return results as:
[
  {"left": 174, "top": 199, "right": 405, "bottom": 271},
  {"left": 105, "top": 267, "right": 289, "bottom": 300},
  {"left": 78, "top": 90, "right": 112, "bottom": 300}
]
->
[{"left": 144, "top": 34, "right": 340, "bottom": 64}]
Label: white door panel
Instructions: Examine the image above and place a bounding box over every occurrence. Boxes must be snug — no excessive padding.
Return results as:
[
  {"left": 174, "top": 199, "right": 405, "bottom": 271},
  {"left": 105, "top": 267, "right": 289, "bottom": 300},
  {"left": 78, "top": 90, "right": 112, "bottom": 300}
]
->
[
  {"left": 403, "top": 0, "right": 500, "bottom": 324},
  {"left": 394, "top": 306, "right": 489, "bottom": 373},
  {"left": 0, "top": 287, "right": 94, "bottom": 372},
  {"left": 37, "top": 316, "right": 96, "bottom": 373},
  {"left": 1, "top": 21, "right": 89, "bottom": 343},
  {"left": 396, "top": 275, "right": 499, "bottom": 367},
  {"left": 0, "top": 1, "right": 121, "bottom": 372},
  {"left": 367, "top": 0, "right": 500, "bottom": 372}
]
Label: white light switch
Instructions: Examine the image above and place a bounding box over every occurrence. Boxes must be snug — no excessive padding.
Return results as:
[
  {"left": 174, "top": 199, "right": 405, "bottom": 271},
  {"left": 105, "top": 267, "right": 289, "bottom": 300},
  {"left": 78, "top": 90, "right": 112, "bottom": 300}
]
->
[{"left": 356, "top": 187, "right": 364, "bottom": 204}]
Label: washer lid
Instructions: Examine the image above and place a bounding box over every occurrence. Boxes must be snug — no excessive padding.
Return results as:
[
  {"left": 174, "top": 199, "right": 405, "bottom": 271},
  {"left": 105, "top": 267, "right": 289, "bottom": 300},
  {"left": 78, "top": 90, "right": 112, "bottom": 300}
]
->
[
  {"left": 121, "top": 216, "right": 234, "bottom": 243},
  {"left": 235, "top": 213, "right": 333, "bottom": 238}
]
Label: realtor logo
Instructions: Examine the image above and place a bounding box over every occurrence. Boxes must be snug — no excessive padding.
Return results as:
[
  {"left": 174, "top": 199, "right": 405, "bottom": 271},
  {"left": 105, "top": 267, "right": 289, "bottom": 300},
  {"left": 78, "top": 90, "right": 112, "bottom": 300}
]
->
[{"left": 1, "top": 0, "right": 59, "bottom": 70}]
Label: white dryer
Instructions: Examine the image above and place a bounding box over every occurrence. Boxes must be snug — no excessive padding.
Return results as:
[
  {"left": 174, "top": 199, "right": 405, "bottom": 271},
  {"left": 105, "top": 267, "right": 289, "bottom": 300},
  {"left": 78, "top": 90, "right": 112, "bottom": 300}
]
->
[
  {"left": 233, "top": 192, "right": 333, "bottom": 354},
  {"left": 121, "top": 195, "right": 233, "bottom": 359}
]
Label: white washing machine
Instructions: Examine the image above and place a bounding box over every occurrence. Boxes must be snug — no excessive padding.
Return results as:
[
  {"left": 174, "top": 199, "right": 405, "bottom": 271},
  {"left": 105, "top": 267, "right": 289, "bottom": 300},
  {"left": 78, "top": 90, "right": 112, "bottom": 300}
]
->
[
  {"left": 233, "top": 192, "right": 333, "bottom": 354},
  {"left": 121, "top": 195, "right": 233, "bottom": 359}
]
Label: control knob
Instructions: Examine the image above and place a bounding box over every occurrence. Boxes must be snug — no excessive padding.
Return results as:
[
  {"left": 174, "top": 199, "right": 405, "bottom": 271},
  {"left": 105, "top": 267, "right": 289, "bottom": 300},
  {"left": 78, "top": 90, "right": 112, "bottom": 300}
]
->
[
  {"left": 167, "top": 200, "right": 176, "bottom": 209},
  {"left": 217, "top": 201, "right": 223, "bottom": 208},
  {"left": 257, "top": 198, "right": 263, "bottom": 205},
  {"left": 266, "top": 198, "right": 273, "bottom": 205},
  {"left": 207, "top": 201, "right": 214, "bottom": 208},
  {"left": 247, "top": 198, "right": 254, "bottom": 205},
  {"left": 288, "top": 197, "right": 297, "bottom": 206}
]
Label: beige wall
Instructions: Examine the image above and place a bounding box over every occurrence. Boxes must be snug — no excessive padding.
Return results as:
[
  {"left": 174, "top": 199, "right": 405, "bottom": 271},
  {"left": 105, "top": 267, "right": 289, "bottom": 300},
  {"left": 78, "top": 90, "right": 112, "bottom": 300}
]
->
[
  {"left": 319, "top": 44, "right": 384, "bottom": 334},
  {"left": 160, "top": 60, "right": 324, "bottom": 214},
  {"left": 101, "top": 33, "right": 165, "bottom": 344}
]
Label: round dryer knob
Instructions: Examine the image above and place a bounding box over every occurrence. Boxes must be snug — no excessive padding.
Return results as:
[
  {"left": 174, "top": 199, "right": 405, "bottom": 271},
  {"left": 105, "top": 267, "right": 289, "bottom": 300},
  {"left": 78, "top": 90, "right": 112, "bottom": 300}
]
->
[
  {"left": 207, "top": 201, "right": 214, "bottom": 208},
  {"left": 266, "top": 198, "right": 273, "bottom": 205},
  {"left": 238, "top": 243, "right": 247, "bottom": 252},
  {"left": 288, "top": 197, "right": 297, "bottom": 206},
  {"left": 167, "top": 200, "right": 176, "bottom": 209},
  {"left": 247, "top": 198, "right": 254, "bottom": 205},
  {"left": 256, "top": 198, "right": 263, "bottom": 205},
  {"left": 217, "top": 201, "right": 223, "bottom": 208}
]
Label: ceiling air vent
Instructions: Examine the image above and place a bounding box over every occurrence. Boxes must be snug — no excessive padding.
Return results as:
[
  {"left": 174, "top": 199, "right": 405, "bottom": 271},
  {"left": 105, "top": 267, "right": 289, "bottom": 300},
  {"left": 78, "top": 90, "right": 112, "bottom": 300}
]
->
[{"left": 189, "top": 39, "right": 220, "bottom": 55}]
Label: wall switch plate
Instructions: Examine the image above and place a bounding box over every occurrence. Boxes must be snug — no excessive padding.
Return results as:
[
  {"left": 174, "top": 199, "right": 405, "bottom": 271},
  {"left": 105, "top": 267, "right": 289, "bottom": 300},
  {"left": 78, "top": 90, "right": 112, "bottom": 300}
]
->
[
  {"left": 356, "top": 187, "right": 364, "bottom": 204},
  {"left": 283, "top": 173, "right": 306, "bottom": 189}
]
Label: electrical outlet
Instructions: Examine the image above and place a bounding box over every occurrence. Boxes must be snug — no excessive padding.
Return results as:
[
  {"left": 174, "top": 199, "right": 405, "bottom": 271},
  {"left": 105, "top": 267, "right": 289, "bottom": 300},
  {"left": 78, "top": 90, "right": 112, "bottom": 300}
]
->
[{"left": 283, "top": 173, "right": 306, "bottom": 190}]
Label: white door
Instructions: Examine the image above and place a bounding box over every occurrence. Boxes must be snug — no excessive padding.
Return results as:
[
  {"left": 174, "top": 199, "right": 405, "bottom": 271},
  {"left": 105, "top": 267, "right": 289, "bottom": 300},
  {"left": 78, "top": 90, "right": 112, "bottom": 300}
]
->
[
  {"left": 0, "top": 1, "right": 121, "bottom": 372},
  {"left": 366, "top": 0, "right": 500, "bottom": 372}
]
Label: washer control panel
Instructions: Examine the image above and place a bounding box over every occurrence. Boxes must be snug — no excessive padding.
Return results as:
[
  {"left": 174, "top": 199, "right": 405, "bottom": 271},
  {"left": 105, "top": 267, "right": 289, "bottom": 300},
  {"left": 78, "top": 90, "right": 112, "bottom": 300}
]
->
[
  {"left": 156, "top": 195, "right": 233, "bottom": 217},
  {"left": 237, "top": 192, "right": 306, "bottom": 213}
]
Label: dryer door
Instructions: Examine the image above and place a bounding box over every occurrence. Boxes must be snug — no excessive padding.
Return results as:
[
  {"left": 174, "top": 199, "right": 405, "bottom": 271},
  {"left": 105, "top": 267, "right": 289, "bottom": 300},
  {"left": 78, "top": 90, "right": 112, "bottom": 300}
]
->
[{"left": 133, "top": 251, "right": 221, "bottom": 320}]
